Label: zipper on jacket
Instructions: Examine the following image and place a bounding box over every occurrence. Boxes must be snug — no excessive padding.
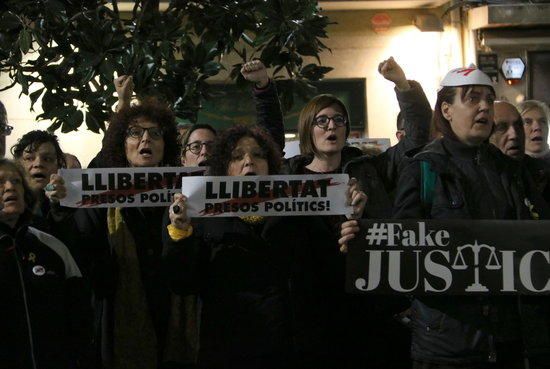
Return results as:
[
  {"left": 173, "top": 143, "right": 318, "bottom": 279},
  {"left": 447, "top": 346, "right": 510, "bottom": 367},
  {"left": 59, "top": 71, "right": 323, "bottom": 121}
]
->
[
  {"left": 5, "top": 234, "right": 39, "bottom": 369},
  {"left": 488, "top": 334, "right": 497, "bottom": 363},
  {"left": 476, "top": 148, "right": 498, "bottom": 218}
]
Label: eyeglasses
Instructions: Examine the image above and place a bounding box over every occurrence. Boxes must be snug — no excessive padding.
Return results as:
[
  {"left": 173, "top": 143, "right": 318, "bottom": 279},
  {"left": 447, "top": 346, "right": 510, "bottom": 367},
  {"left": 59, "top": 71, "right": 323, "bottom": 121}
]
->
[
  {"left": 126, "top": 126, "right": 164, "bottom": 140},
  {"left": 185, "top": 141, "right": 214, "bottom": 155},
  {"left": 0, "top": 124, "right": 13, "bottom": 136},
  {"left": 313, "top": 114, "right": 347, "bottom": 129}
]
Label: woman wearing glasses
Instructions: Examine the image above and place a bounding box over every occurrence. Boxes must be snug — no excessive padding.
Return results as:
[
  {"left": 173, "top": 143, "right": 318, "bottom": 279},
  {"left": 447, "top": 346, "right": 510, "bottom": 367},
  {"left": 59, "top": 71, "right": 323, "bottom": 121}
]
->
[
  {"left": 283, "top": 57, "right": 431, "bottom": 369},
  {"left": 180, "top": 124, "right": 216, "bottom": 167},
  {"left": 71, "top": 98, "right": 181, "bottom": 369}
]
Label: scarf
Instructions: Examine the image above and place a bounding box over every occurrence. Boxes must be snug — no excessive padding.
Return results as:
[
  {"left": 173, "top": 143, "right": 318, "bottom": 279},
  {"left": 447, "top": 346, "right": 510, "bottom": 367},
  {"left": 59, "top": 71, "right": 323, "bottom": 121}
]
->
[{"left": 108, "top": 208, "right": 157, "bottom": 369}]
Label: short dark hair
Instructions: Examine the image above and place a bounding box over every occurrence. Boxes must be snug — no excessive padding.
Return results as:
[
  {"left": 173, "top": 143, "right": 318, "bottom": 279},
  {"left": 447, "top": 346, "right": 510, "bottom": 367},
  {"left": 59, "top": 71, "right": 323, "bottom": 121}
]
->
[
  {"left": 209, "top": 125, "right": 281, "bottom": 176},
  {"left": 0, "top": 158, "right": 37, "bottom": 221},
  {"left": 11, "top": 130, "right": 66, "bottom": 168},
  {"left": 432, "top": 85, "right": 495, "bottom": 140},
  {"left": 102, "top": 97, "right": 179, "bottom": 167},
  {"left": 181, "top": 123, "right": 217, "bottom": 149}
]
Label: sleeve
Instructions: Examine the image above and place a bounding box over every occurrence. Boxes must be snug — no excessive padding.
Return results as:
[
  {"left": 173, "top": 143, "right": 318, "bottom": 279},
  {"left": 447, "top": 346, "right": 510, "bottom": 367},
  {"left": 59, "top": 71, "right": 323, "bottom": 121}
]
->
[
  {"left": 162, "top": 212, "right": 206, "bottom": 296},
  {"left": 72, "top": 208, "right": 115, "bottom": 298},
  {"left": 46, "top": 202, "right": 79, "bottom": 254},
  {"left": 392, "top": 160, "right": 425, "bottom": 219},
  {"left": 253, "top": 81, "right": 285, "bottom": 153},
  {"left": 374, "top": 80, "right": 432, "bottom": 190},
  {"left": 395, "top": 80, "right": 432, "bottom": 149}
]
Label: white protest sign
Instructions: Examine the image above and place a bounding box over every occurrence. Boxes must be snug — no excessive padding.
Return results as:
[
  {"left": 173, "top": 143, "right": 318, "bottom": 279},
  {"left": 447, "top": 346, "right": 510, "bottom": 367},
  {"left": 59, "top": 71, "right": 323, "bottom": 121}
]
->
[
  {"left": 347, "top": 138, "right": 391, "bottom": 153},
  {"left": 60, "top": 167, "right": 207, "bottom": 208},
  {"left": 182, "top": 174, "right": 352, "bottom": 217},
  {"left": 284, "top": 138, "right": 392, "bottom": 159}
]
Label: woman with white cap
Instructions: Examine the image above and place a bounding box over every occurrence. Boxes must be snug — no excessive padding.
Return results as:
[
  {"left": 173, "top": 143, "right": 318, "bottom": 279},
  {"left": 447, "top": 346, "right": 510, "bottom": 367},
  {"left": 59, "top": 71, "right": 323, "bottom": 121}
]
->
[{"left": 341, "top": 66, "right": 550, "bottom": 368}]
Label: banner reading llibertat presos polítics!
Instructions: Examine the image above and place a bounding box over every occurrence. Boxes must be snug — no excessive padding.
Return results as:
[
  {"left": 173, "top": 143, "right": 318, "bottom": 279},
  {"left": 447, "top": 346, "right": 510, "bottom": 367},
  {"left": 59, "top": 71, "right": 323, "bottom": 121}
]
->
[
  {"left": 346, "top": 220, "right": 550, "bottom": 295},
  {"left": 60, "top": 167, "right": 206, "bottom": 208},
  {"left": 181, "top": 174, "right": 352, "bottom": 217}
]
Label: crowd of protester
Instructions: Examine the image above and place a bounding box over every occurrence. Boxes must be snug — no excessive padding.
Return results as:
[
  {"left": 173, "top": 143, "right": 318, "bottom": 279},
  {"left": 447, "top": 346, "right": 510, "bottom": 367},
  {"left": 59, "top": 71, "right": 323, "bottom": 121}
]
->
[{"left": 0, "top": 57, "right": 549, "bottom": 369}]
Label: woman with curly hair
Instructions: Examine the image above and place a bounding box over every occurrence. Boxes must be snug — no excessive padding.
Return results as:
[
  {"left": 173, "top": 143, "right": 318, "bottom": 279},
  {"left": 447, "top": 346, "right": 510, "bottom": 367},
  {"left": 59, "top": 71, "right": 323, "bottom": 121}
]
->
[
  {"left": 72, "top": 98, "right": 181, "bottom": 369},
  {"left": 165, "top": 125, "right": 291, "bottom": 369},
  {"left": 164, "top": 124, "right": 366, "bottom": 369}
]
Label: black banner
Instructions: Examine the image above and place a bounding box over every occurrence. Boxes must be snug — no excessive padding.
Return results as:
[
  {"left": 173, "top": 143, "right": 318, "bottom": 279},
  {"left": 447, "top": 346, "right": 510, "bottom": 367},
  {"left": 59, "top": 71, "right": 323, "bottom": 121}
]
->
[{"left": 346, "top": 220, "right": 550, "bottom": 295}]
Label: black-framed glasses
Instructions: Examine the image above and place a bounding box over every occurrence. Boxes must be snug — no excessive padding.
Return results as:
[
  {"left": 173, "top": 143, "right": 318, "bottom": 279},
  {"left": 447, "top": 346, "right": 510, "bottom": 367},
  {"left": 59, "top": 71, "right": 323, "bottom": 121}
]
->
[
  {"left": 185, "top": 141, "right": 214, "bottom": 155},
  {"left": 313, "top": 114, "right": 347, "bottom": 129},
  {"left": 0, "top": 124, "right": 13, "bottom": 136},
  {"left": 126, "top": 126, "right": 164, "bottom": 140}
]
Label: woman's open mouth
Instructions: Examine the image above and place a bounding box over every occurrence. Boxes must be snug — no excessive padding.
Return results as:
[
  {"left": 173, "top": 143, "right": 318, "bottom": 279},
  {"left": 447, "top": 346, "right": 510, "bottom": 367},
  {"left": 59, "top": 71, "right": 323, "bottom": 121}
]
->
[
  {"left": 326, "top": 134, "right": 337, "bottom": 142},
  {"left": 139, "top": 148, "right": 153, "bottom": 157},
  {"left": 31, "top": 173, "right": 47, "bottom": 182},
  {"left": 3, "top": 194, "right": 18, "bottom": 204},
  {"left": 475, "top": 117, "right": 489, "bottom": 125}
]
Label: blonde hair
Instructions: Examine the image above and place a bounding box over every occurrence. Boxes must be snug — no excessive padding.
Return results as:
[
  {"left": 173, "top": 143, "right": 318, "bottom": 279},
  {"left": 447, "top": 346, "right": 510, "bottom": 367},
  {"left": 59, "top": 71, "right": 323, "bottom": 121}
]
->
[{"left": 517, "top": 100, "right": 550, "bottom": 122}]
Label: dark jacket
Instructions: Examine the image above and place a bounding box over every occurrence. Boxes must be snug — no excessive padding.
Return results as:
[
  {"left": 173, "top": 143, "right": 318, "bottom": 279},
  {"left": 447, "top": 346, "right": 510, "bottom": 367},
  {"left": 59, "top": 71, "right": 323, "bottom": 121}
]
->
[
  {"left": 524, "top": 154, "right": 550, "bottom": 206},
  {"left": 0, "top": 220, "right": 89, "bottom": 369},
  {"left": 253, "top": 81, "right": 285, "bottom": 153},
  {"left": 284, "top": 80, "right": 432, "bottom": 218},
  {"left": 31, "top": 191, "right": 81, "bottom": 264},
  {"left": 162, "top": 217, "right": 292, "bottom": 369},
  {"left": 73, "top": 206, "right": 171, "bottom": 368},
  {"left": 393, "top": 138, "right": 550, "bottom": 366},
  {"left": 275, "top": 81, "right": 431, "bottom": 368}
]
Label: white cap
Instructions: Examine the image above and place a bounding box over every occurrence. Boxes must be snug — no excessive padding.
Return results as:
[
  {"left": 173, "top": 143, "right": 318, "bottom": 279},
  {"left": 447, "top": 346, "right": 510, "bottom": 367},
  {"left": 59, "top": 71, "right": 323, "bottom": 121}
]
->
[{"left": 440, "top": 64, "right": 493, "bottom": 89}]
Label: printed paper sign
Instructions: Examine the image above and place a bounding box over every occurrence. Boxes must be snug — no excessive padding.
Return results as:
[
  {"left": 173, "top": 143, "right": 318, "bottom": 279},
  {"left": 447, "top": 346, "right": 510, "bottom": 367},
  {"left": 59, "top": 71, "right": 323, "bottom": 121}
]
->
[
  {"left": 182, "top": 174, "right": 352, "bottom": 217},
  {"left": 346, "top": 219, "right": 550, "bottom": 295},
  {"left": 347, "top": 138, "right": 391, "bottom": 153},
  {"left": 60, "top": 167, "right": 206, "bottom": 208}
]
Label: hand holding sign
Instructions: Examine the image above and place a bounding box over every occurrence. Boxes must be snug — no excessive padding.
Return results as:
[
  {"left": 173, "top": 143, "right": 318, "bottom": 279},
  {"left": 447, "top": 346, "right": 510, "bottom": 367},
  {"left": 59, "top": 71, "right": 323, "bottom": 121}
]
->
[
  {"left": 45, "top": 174, "right": 67, "bottom": 204},
  {"left": 339, "top": 219, "right": 360, "bottom": 254},
  {"left": 169, "top": 193, "right": 191, "bottom": 230},
  {"left": 346, "top": 177, "right": 367, "bottom": 219}
]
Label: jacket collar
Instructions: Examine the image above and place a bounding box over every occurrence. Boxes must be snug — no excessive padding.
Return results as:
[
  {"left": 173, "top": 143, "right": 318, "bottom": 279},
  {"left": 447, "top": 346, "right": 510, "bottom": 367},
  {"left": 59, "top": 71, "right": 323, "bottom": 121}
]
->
[{"left": 288, "top": 145, "right": 363, "bottom": 173}]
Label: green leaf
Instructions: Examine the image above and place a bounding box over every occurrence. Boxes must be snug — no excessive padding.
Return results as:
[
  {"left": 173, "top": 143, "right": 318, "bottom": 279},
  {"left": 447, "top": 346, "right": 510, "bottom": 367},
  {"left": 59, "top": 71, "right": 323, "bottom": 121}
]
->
[
  {"left": 19, "top": 29, "right": 32, "bottom": 53},
  {"left": 201, "top": 61, "right": 221, "bottom": 76},
  {"left": 16, "top": 70, "right": 29, "bottom": 95},
  {"left": 85, "top": 111, "right": 103, "bottom": 133},
  {"left": 29, "top": 88, "right": 45, "bottom": 110},
  {"left": 0, "top": 12, "right": 21, "bottom": 31},
  {"left": 68, "top": 109, "right": 84, "bottom": 129},
  {"left": 241, "top": 33, "right": 254, "bottom": 46}
]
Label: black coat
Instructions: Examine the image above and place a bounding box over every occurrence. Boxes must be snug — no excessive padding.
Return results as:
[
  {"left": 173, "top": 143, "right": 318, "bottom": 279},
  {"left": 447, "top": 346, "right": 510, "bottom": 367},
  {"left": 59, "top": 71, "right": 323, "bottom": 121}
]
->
[
  {"left": 393, "top": 137, "right": 550, "bottom": 366},
  {"left": 73, "top": 206, "right": 170, "bottom": 368},
  {"left": 162, "top": 217, "right": 293, "bottom": 369},
  {"left": 0, "top": 220, "right": 89, "bottom": 369}
]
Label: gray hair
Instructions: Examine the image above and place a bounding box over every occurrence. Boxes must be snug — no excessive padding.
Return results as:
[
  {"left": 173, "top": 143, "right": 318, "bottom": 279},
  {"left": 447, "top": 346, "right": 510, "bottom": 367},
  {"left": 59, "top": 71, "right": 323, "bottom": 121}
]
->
[{"left": 517, "top": 100, "right": 550, "bottom": 121}]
